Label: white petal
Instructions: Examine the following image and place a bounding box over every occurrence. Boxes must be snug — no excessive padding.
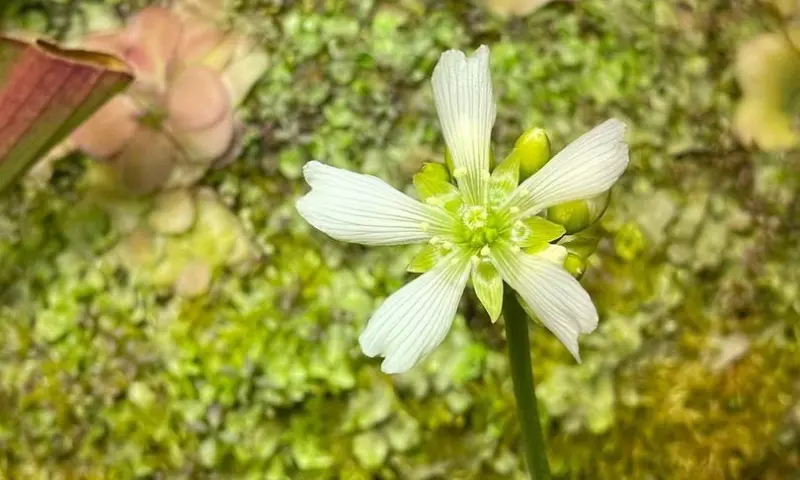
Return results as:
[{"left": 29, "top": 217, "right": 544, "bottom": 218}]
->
[
  {"left": 509, "top": 119, "right": 629, "bottom": 217},
  {"left": 538, "top": 244, "right": 568, "bottom": 265},
  {"left": 431, "top": 45, "right": 496, "bottom": 205},
  {"left": 490, "top": 244, "right": 598, "bottom": 362},
  {"left": 297, "top": 161, "right": 453, "bottom": 246},
  {"left": 359, "top": 255, "right": 471, "bottom": 374}
]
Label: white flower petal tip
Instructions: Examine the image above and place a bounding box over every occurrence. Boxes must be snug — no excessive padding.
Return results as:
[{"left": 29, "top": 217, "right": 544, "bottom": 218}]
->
[
  {"left": 296, "top": 161, "right": 446, "bottom": 246},
  {"left": 512, "top": 119, "right": 630, "bottom": 217},
  {"left": 490, "top": 245, "right": 598, "bottom": 363},
  {"left": 431, "top": 45, "right": 496, "bottom": 204},
  {"left": 358, "top": 256, "right": 471, "bottom": 374}
]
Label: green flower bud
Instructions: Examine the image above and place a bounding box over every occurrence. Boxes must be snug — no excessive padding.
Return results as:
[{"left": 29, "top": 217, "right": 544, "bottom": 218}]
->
[
  {"left": 563, "top": 253, "right": 587, "bottom": 279},
  {"left": 546, "top": 190, "right": 611, "bottom": 234},
  {"left": 504, "top": 127, "right": 551, "bottom": 181}
]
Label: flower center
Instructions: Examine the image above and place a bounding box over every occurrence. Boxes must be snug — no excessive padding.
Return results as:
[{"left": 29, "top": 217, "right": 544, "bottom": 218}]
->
[
  {"left": 461, "top": 205, "right": 488, "bottom": 229},
  {"left": 138, "top": 107, "right": 168, "bottom": 130},
  {"left": 452, "top": 204, "right": 510, "bottom": 249}
]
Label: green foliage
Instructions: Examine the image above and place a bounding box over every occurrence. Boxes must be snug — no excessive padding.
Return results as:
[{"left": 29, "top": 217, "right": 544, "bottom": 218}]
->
[{"left": 1, "top": 0, "right": 799, "bottom": 478}]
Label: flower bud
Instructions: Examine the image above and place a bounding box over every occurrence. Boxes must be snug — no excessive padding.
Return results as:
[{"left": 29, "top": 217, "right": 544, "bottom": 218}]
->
[
  {"left": 563, "top": 253, "right": 587, "bottom": 279},
  {"left": 546, "top": 190, "right": 611, "bottom": 234},
  {"left": 504, "top": 127, "right": 551, "bottom": 181}
]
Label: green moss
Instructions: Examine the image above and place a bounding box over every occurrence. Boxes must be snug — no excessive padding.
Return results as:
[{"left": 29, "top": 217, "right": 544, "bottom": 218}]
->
[{"left": 1, "top": 0, "right": 799, "bottom": 478}]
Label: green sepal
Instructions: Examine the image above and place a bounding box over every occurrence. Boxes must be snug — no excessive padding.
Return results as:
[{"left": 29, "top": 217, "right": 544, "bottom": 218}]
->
[
  {"left": 489, "top": 153, "right": 520, "bottom": 201},
  {"left": 472, "top": 259, "right": 503, "bottom": 322},
  {"left": 429, "top": 190, "right": 463, "bottom": 213},
  {"left": 413, "top": 164, "right": 462, "bottom": 213},
  {"left": 413, "top": 163, "right": 454, "bottom": 200},
  {"left": 407, "top": 244, "right": 446, "bottom": 273},
  {"left": 444, "top": 148, "right": 455, "bottom": 176},
  {"left": 512, "top": 216, "right": 566, "bottom": 248},
  {"left": 523, "top": 242, "right": 549, "bottom": 256},
  {"left": 560, "top": 231, "right": 601, "bottom": 259},
  {"left": 524, "top": 216, "right": 566, "bottom": 243},
  {"left": 505, "top": 127, "right": 551, "bottom": 181}
]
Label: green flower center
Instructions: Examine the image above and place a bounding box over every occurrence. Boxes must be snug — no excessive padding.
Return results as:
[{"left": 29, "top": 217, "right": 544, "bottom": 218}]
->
[
  {"left": 450, "top": 203, "right": 512, "bottom": 251},
  {"left": 138, "top": 107, "right": 168, "bottom": 130},
  {"left": 412, "top": 147, "right": 566, "bottom": 269}
]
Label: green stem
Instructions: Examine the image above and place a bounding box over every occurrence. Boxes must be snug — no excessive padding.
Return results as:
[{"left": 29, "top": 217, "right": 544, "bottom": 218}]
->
[{"left": 503, "top": 289, "right": 551, "bottom": 479}]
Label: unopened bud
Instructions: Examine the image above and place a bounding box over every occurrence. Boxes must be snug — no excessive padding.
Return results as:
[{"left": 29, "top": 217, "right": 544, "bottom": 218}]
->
[
  {"left": 505, "top": 128, "right": 551, "bottom": 181},
  {"left": 547, "top": 190, "right": 611, "bottom": 234},
  {"left": 563, "top": 253, "right": 587, "bottom": 279}
]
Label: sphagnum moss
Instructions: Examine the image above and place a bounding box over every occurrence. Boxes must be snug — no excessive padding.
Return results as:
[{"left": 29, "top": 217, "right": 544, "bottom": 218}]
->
[{"left": 1, "top": 0, "right": 799, "bottom": 478}]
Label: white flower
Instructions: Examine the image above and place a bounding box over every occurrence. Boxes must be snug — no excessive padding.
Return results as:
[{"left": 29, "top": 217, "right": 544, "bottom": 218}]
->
[{"left": 297, "top": 45, "right": 629, "bottom": 374}]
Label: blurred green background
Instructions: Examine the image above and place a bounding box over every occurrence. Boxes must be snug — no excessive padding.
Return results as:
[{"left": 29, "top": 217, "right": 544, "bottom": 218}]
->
[{"left": 1, "top": 0, "right": 799, "bottom": 478}]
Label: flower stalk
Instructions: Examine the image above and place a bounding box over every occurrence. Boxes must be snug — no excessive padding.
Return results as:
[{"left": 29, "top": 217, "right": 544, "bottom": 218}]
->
[{"left": 504, "top": 288, "right": 551, "bottom": 480}]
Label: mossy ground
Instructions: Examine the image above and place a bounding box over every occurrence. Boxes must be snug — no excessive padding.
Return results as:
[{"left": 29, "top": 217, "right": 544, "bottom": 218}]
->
[{"left": 2, "top": 0, "right": 799, "bottom": 478}]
